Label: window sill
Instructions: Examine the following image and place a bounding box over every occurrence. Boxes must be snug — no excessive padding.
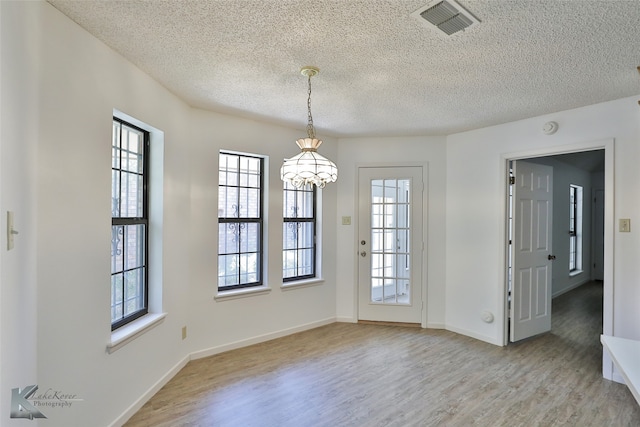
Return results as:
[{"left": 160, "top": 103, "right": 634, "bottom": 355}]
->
[
  {"left": 570, "top": 269, "right": 583, "bottom": 277},
  {"left": 281, "top": 278, "right": 325, "bottom": 291},
  {"left": 215, "top": 286, "right": 271, "bottom": 302},
  {"left": 107, "top": 312, "right": 167, "bottom": 354}
]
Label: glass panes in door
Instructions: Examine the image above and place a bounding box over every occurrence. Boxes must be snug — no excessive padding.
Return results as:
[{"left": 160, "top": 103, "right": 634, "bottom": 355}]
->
[{"left": 370, "top": 178, "right": 411, "bottom": 304}]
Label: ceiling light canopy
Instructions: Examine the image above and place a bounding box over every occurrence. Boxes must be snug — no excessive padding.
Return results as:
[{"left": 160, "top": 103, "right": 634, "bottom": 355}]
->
[{"left": 281, "top": 66, "right": 338, "bottom": 189}]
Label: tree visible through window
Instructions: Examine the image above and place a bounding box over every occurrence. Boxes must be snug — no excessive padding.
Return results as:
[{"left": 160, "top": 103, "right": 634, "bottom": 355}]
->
[
  {"left": 283, "top": 181, "right": 316, "bottom": 281},
  {"left": 111, "top": 118, "right": 149, "bottom": 330},
  {"left": 218, "top": 152, "right": 263, "bottom": 290}
]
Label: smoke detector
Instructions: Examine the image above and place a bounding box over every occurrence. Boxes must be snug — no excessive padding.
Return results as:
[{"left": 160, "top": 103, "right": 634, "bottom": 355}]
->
[{"left": 411, "top": 0, "right": 480, "bottom": 37}]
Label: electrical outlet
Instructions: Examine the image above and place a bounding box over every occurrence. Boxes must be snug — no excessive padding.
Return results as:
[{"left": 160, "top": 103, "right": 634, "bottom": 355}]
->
[
  {"left": 181, "top": 326, "right": 187, "bottom": 340},
  {"left": 619, "top": 218, "right": 631, "bottom": 233}
]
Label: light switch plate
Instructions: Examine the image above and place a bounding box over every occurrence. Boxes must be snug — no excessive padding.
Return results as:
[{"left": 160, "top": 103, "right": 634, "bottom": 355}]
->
[
  {"left": 341, "top": 216, "right": 351, "bottom": 225},
  {"left": 619, "top": 218, "right": 631, "bottom": 233}
]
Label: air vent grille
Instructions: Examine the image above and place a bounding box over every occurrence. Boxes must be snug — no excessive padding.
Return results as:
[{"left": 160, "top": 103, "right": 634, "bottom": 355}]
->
[
  {"left": 412, "top": 0, "right": 479, "bottom": 37},
  {"left": 420, "top": 1, "right": 459, "bottom": 26},
  {"left": 436, "top": 12, "right": 473, "bottom": 35}
]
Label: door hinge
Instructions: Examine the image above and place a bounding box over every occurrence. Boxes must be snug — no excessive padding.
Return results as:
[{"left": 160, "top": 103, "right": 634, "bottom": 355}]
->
[{"left": 509, "top": 176, "right": 515, "bottom": 185}]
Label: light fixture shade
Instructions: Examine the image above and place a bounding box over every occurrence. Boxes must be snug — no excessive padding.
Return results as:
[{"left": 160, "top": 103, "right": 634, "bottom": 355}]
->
[{"left": 281, "top": 138, "right": 338, "bottom": 188}]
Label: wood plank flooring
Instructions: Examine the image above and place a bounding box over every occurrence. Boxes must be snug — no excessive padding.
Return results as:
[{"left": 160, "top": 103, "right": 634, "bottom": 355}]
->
[{"left": 124, "top": 281, "right": 640, "bottom": 426}]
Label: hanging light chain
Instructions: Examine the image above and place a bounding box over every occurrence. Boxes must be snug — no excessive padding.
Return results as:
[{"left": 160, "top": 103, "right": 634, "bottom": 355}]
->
[
  {"left": 280, "top": 66, "right": 337, "bottom": 188},
  {"left": 306, "top": 73, "right": 315, "bottom": 139}
]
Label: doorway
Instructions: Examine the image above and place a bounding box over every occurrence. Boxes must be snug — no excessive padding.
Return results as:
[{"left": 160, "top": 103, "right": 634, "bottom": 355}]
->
[
  {"left": 357, "top": 166, "right": 424, "bottom": 324},
  {"left": 504, "top": 144, "right": 610, "bottom": 353}
]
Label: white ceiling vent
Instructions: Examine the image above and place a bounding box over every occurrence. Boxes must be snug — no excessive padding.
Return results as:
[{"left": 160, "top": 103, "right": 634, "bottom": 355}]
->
[{"left": 411, "top": 0, "right": 480, "bottom": 37}]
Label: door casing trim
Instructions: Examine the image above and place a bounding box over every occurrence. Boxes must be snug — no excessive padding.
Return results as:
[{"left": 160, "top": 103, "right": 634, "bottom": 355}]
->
[
  {"left": 355, "top": 162, "right": 429, "bottom": 328},
  {"left": 500, "top": 138, "right": 614, "bottom": 380}
]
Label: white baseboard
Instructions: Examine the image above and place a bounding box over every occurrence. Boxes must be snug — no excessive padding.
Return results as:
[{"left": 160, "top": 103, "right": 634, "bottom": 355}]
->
[
  {"left": 612, "top": 371, "right": 626, "bottom": 384},
  {"left": 603, "top": 351, "right": 614, "bottom": 381},
  {"left": 106, "top": 316, "right": 505, "bottom": 425},
  {"left": 109, "top": 355, "right": 190, "bottom": 427},
  {"left": 190, "top": 317, "right": 336, "bottom": 360},
  {"left": 446, "top": 325, "right": 501, "bottom": 346},
  {"left": 552, "top": 279, "right": 590, "bottom": 299},
  {"left": 109, "top": 317, "right": 336, "bottom": 426},
  {"left": 109, "top": 317, "right": 336, "bottom": 427}
]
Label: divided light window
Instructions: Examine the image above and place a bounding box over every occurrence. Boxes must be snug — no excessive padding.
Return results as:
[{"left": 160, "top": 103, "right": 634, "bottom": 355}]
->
[
  {"left": 283, "top": 182, "right": 316, "bottom": 281},
  {"left": 569, "top": 184, "right": 583, "bottom": 272},
  {"left": 111, "top": 118, "right": 149, "bottom": 330},
  {"left": 218, "top": 152, "right": 264, "bottom": 291}
]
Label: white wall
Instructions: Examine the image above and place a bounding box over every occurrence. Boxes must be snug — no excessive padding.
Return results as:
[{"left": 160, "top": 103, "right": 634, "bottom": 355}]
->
[
  {"left": 446, "top": 96, "right": 640, "bottom": 346},
  {"left": 525, "top": 156, "right": 594, "bottom": 296},
  {"left": 186, "top": 108, "right": 338, "bottom": 355},
  {"left": 335, "top": 136, "right": 447, "bottom": 328},
  {"left": 33, "top": 3, "right": 191, "bottom": 424},
  {"left": 1, "top": 2, "right": 337, "bottom": 426},
  {"left": 3, "top": 1, "right": 640, "bottom": 425},
  {"left": 1, "top": 1, "right": 40, "bottom": 424}
]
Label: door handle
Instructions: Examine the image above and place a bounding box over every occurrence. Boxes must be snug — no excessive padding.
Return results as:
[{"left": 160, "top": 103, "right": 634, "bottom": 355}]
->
[
  {"left": 360, "top": 251, "right": 367, "bottom": 257},
  {"left": 548, "top": 254, "right": 556, "bottom": 260}
]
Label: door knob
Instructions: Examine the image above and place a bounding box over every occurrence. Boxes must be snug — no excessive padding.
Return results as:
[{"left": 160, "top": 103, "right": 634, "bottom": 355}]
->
[
  {"left": 548, "top": 254, "right": 556, "bottom": 260},
  {"left": 360, "top": 251, "right": 367, "bottom": 257}
]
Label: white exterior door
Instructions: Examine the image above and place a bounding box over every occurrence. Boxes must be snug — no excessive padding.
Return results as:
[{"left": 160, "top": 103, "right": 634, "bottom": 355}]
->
[
  {"left": 358, "top": 166, "right": 423, "bottom": 323},
  {"left": 510, "top": 160, "right": 554, "bottom": 342}
]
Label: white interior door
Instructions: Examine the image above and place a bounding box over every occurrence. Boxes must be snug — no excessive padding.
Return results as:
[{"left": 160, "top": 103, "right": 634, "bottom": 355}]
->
[
  {"left": 510, "top": 160, "right": 554, "bottom": 342},
  {"left": 358, "top": 166, "right": 423, "bottom": 323}
]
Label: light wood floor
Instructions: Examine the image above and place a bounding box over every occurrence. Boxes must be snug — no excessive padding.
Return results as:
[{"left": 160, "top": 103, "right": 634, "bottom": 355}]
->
[{"left": 124, "top": 281, "right": 640, "bottom": 426}]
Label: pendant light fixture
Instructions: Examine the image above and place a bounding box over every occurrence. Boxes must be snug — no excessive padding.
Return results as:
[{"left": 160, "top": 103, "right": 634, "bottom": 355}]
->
[{"left": 280, "top": 66, "right": 338, "bottom": 188}]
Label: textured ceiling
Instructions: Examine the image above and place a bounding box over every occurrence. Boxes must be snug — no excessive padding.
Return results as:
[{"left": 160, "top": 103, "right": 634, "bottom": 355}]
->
[{"left": 47, "top": 0, "right": 640, "bottom": 137}]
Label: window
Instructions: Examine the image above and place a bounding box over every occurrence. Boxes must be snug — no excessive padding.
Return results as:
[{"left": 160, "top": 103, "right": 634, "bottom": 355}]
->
[
  {"left": 218, "top": 152, "right": 264, "bottom": 290},
  {"left": 370, "top": 179, "right": 411, "bottom": 303},
  {"left": 283, "top": 182, "right": 316, "bottom": 281},
  {"left": 569, "top": 184, "right": 583, "bottom": 272},
  {"left": 111, "top": 118, "right": 149, "bottom": 330}
]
